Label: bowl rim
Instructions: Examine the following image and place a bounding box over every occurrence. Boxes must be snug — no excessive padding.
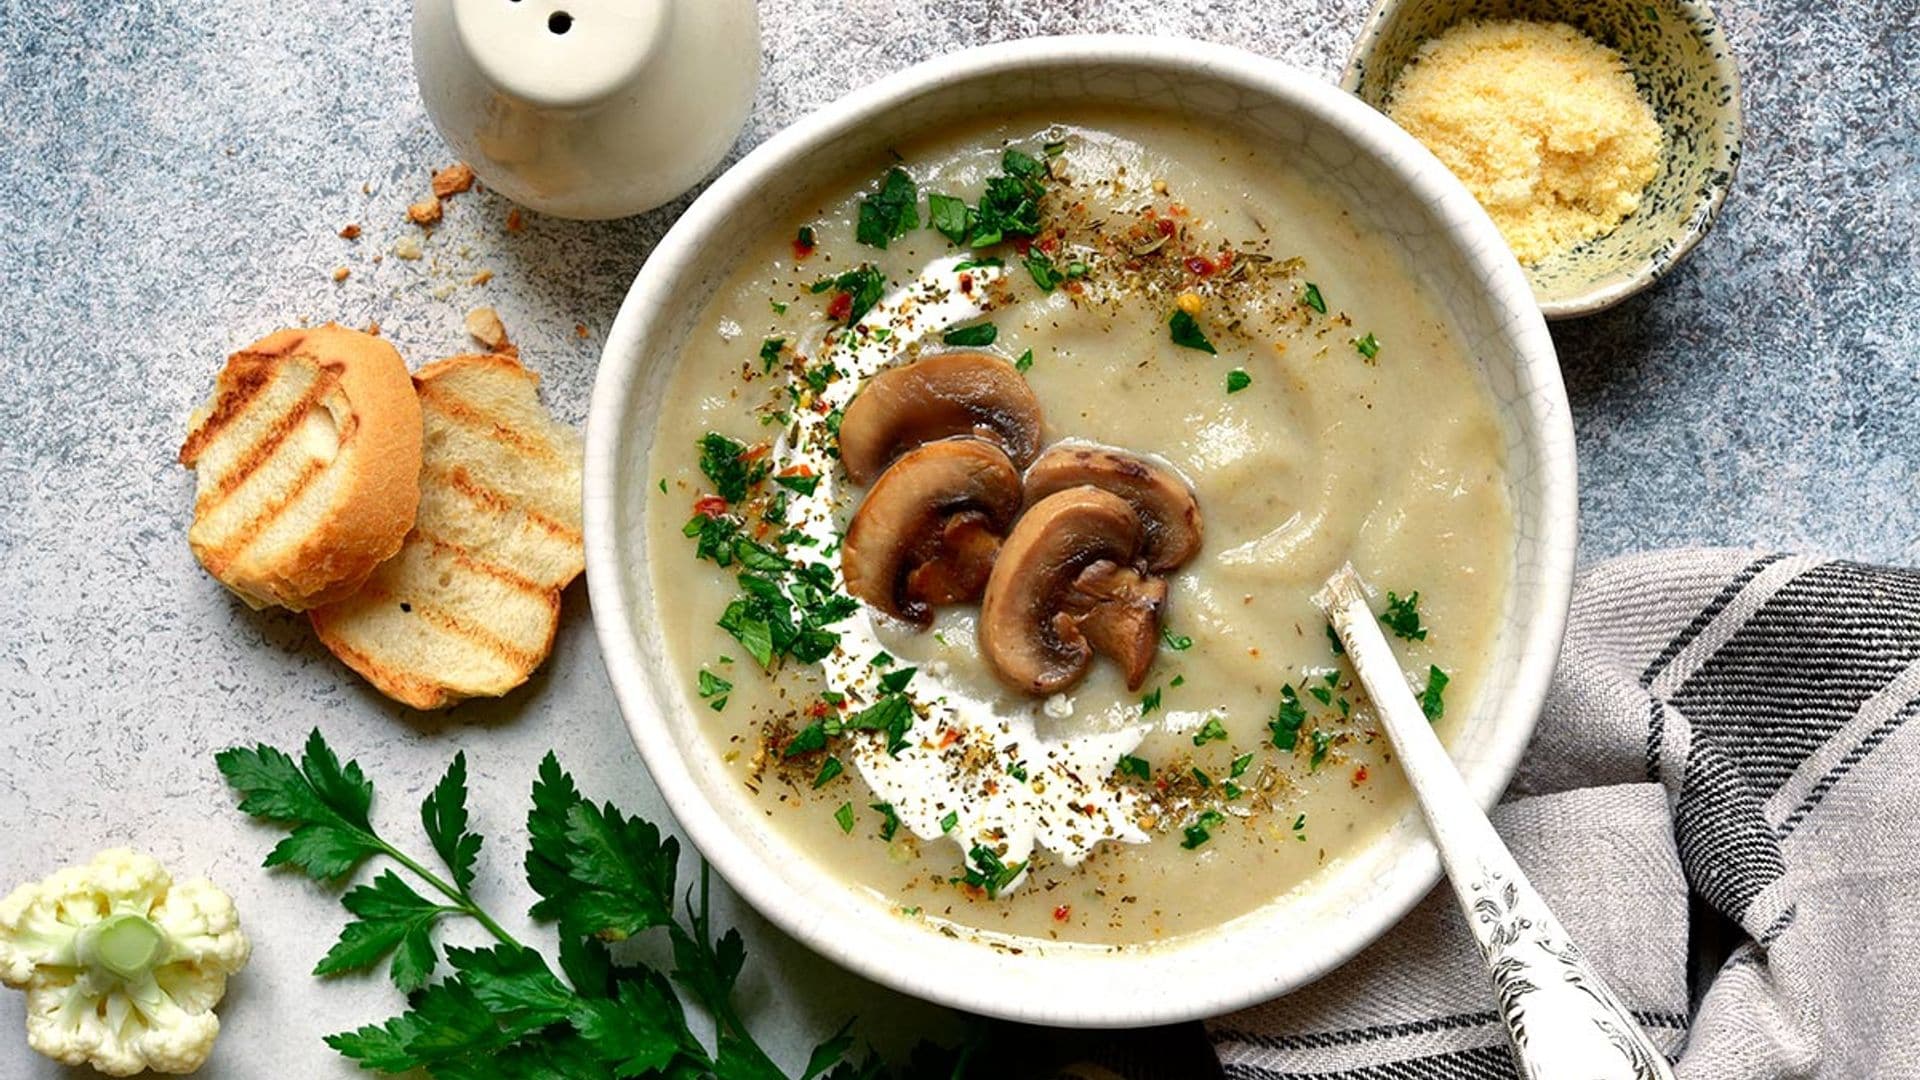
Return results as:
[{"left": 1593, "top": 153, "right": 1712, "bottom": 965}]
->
[
  {"left": 1337, "top": 0, "right": 1746, "bottom": 319},
  {"left": 585, "top": 33, "right": 1577, "bottom": 1027}
]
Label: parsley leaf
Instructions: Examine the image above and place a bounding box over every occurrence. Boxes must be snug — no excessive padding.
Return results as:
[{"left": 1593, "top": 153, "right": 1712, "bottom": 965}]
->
[
  {"left": 871, "top": 802, "right": 901, "bottom": 841},
  {"left": 697, "top": 433, "right": 765, "bottom": 503},
  {"left": 942, "top": 322, "right": 997, "bottom": 347},
  {"left": 1226, "top": 368, "right": 1251, "bottom": 394},
  {"left": 1302, "top": 282, "right": 1326, "bottom": 314},
  {"left": 312, "top": 870, "right": 445, "bottom": 990},
  {"left": 1309, "top": 728, "right": 1334, "bottom": 772},
  {"left": 1162, "top": 627, "right": 1194, "bottom": 650},
  {"left": 927, "top": 192, "right": 972, "bottom": 245},
  {"left": 1015, "top": 348, "right": 1035, "bottom": 372},
  {"left": 1421, "top": 665, "right": 1450, "bottom": 722},
  {"left": 1381, "top": 590, "right": 1428, "bottom": 641},
  {"left": 834, "top": 802, "right": 856, "bottom": 834},
  {"left": 1117, "top": 755, "right": 1152, "bottom": 781},
  {"left": 1325, "top": 621, "right": 1345, "bottom": 656},
  {"left": 215, "top": 729, "right": 383, "bottom": 881},
  {"left": 1356, "top": 332, "right": 1381, "bottom": 360},
  {"left": 1024, "top": 249, "right": 1065, "bottom": 291},
  {"left": 855, "top": 166, "right": 919, "bottom": 248},
  {"left": 967, "top": 149, "right": 1047, "bottom": 247},
  {"left": 1268, "top": 685, "right": 1306, "bottom": 751},
  {"left": 1182, "top": 809, "right": 1226, "bottom": 850},
  {"left": 1192, "top": 717, "right": 1228, "bottom": 746},
  {"left": 955, "top": 846, "right": 1025, "bottom": 898},
  {"left": 819, "top": 265, "right": 886, "bottom": 325},
  {"left": 1169, "top": 309, "right": 1216, "bottom": 353},
  {"left": 812, "top": 756, "right": 844, "bottom": 789},
  {"left": 421, "top": 751, "right": 483, "bottom": 893},
  {"left": 1140, "top": 687, "right": 1163, "bottom": 714},
  {"left": 758, "top": 337, "right": 784, "bottom": 373},
  {"left": 1230, "top": 752, "right": 1254, "bottom": 778}
]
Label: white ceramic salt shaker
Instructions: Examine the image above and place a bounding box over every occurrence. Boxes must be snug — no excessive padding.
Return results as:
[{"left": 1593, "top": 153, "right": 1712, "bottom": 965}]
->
[{"left": 412, "top": 0, "right": 760, "bottom": 220}]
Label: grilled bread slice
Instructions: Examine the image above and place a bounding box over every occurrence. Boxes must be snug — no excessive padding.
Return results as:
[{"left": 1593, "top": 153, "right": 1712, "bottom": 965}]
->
[
  {"left": 179, "top": 324, "right": 423, "bottom": 611},
  {"left": 310, "top": 353, "right": 584, "bottom": 709}
]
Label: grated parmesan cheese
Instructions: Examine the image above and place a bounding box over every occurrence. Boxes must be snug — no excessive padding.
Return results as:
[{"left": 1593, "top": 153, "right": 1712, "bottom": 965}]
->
[{"left": 1385, "top": 19, "right": 1664, "bottom": 265}]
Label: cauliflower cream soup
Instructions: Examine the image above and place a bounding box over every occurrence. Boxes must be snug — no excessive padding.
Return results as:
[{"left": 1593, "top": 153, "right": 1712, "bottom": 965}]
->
[{"left": 644, "top": 109, "right": 1512, "bottom": 947}]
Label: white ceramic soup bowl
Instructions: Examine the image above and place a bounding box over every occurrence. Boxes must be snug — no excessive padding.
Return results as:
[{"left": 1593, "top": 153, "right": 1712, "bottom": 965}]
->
[{"left": 585, "top": 36, "right": 1576, "bottom": 1027}]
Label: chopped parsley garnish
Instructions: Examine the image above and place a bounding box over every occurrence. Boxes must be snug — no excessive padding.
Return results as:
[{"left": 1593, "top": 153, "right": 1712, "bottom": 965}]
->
[
  {"left": 696, "top": 432, "right": 764, "bottom": 503},
  {"left": 957, "top": 845, "right": 1025, "bottom": 898},
  {"left": 1139, "top": 687, "right": 1163, "bottom": 714},
  {"left": 1024, "top": 250, "right": 1065, "bottom": 291},
  {"left": 812, "top": 756, "right": 843, "bottom": 788},
  {"left": 1381, "top": 590, "right": 1428, "bottom": 641},
  {"left": 871, "top": 802, "right": 900, "bottom": 841},
  {"left": 1015, "top": 348, "right": 1035, "bottom": 372},
  {"left": 1309, "top": 729, "right": 1334, "bottom": 772},
  {"left": 1355, "top": 332, "right": 1381, "bottom": 360},
  {"left": 1043, "top": 139, "right": 1067, "bottom": 157},
  {"left": 951, "top": 256, "right": 1004, "bottom": 271},
  {"left": 716, "top": 560, "right": 859, "bottom": 668},
  {"left": 770, "top": 298, "right": 788, "bottom": 314},
  {"left": 1230, "top": 752, "right": 1254, "bottom": 778},
  {"left": 758, "top": 337, "right": 784, "bottom": 373},
  {"left": 1269, "top": 684, "right": 1307, "bottom": 750},
  {"left": 1307, "top": 683, "right": 1332, "bottom": 706},
  {"left": 682, "top": 511, "right": 741, "bottom": 565},
  {"left": 1226, "top": 368, "right": 1251, "bottom": 394},
  {"left": 1006, "top": 760, "right": 1029, "bottom": 782},
  {"left": 1326, "top": 621, "right": 1345, "bottom": 656},
  {"left": 1162, "top": 627, "right": 1194, "bottom": 651},
  {"left": 966, "top": 149, "right": 1047, "bottom": 247},
  {"left": 942, "top": 321, "right": 998, "bottom": 347},
  {"left": 772, "top": 471, "right": 819, "bottom": 496},
  {"left": 834, "top": 802, "right": 855, "bottom": 833},
  {"left": 1421, "top": 665, "right": 1450, "bottom": 722},
  {"left": 1181, "top": 809, "right": 1226, "bottom": 850},
  {"left": 1293, "top": 812, "right": 1308, "bottom": 840},
  {"left": 1171, "top": 674, "right": 1186, "bottom": 688},
  {"left": 842, "top": 693, "right": 914, "bottom": 756},
  {"left": 1302, "top": 282, "right": 1326, "bottom": 314},
  {"left": 869, "top": 652, "right": 894, "bottom": 667},
  {"left": 939, "top": 810, "right": 958, "bottom": 834},
  {"left": 783, "top": 721, "right": 828, "bottom": 758},
  {"left": 1191, "top": 766, "right": 1211, "bottom": 789},
  {"left": 816, "top": 265, "right": 886, "bottom": 325},
  {"left": 855, "top": 166, "right": 920, "bottom": 248},
  {"left": 696, "top": 668, "right": 732, "bottom": 711},
  {"left": 1192, "top": 717, "right": 1228, "bottom": 746},
  {"left": 1223, "top": 781, "right": 1244, "bottom": 800},
  {"left": 1117, "top": 755, "right": 1152, "bottom": 781},
  {"left": 927, "top": 192, "right": 972, "bottom": 245},
  {"left": 1168, "top": 309, "right": 1216, "bottom": 354},
  {"left": 878, "top": 666, "right": 918, "bottom": 693}
]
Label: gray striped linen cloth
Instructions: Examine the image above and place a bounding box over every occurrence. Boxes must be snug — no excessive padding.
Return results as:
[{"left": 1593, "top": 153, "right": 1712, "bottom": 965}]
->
[{"left": 1059, "top": 549, "right": 1920, "bottom": 1079}]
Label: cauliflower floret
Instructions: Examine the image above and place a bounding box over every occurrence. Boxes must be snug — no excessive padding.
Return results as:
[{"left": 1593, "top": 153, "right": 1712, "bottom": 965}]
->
[{"left": 0, "top": 849, "right": 250, "bottom": 1076}]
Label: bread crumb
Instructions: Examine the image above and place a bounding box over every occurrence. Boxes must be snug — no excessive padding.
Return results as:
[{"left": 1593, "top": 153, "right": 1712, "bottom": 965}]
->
[
  {"left": 408, "top": 197, "right": 444, "bottom": 226},
  {"left": 465, "top": 307, "right": 511, "bottom": 351},
  {"left": 469, "top": 269, "right": 494, "bottom": 286},
  {"left": 1151, "top": 179, "right": 1169, "bottom": 195},
  {"left": 432, "top": 283, "right": 457, "bottom": 301},
  {"left": 367, "top": 320, "right": 382, "bottom": 336},
  {"left": 338, "top": 223, "right": 362, "bottom": 240},
  {"left": 432, "top": 162, "right": 476, "bottom": 198},
  {"left": 575, "top": 323, "right": 589, "bottom": 339},
  {"left": 505, "top": 208, "right": 525, "bottom": 232},
  {"left": 332, "top": 267, "right": 350, "bottom": 283},
  {"left": 393, "top": 235, "right": 423, "bottom": 261},
  {"left": 1385, "top": 19, "right": 1663, "bottom": 264}
]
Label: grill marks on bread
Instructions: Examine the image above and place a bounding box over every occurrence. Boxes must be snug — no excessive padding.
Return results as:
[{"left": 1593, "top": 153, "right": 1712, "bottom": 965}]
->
[
  {"left": 311, "top": 353, "right": 583, "bottom": 709},
  {"left": 179, "top": 325, "right": 422, "bottom": 610}
]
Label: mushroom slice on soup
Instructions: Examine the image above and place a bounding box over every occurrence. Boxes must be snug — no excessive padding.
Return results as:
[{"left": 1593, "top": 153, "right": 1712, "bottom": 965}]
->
[{"left": 838, "top": 351, "right": 1045, "bottom": 485}]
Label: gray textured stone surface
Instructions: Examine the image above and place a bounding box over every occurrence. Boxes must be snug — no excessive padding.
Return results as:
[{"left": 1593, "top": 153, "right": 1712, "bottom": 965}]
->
[{"left": 0, "top": 0, "right": 1912, "bottom": 1075}]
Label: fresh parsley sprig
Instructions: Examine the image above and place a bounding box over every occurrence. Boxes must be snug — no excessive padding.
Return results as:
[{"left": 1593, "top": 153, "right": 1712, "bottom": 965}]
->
[{"left": 218, "top": 731, "right": 964, "bottom": 1079}]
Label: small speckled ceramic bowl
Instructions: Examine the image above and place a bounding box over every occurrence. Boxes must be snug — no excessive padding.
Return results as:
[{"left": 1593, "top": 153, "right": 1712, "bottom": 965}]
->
[{"left": 1343, "top": 0, "right": 1743, "bottom": 318}]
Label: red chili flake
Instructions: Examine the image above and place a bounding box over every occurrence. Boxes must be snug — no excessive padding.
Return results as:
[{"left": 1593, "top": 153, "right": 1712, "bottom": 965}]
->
[
  {"left": 778, "top": 464, "right": 814, "bottom": 478},
  {"left": 1012, "top": 235, "right": 1034, "bottom": 255},
  {"left": 1168, "top": 203, "right": 1190, "bottom": 217},
  {"left": 958, "top": 272, "right": 974, "bottom": 294},
  {"left": 691, "top": 494, "right": 729, "bottom": 518},
  {"left": 826, "top": 291, "right": 852, "bottom": 321},
  {"left": 1155, "top": 217, "right": 1177, "bottom": 237},
  {"left": 1185, "top": 255, "right": 1217, "bottom": 277},
  {"left": 1352, "top": 765, "right": 1370, "bottom": 786},
  {"left": 740, "top": 443, "right": 770, "bottom": 462},
  {"left": 1216, "top": 248, "right": 1237, "bottom": 268},
  {"left": 938, "top": 728, "right": 963, "bottom": 749},
  {"left": 1037, "top": 234, "right": 1060, "bottom": 254},
  {"left": 1053, "top": 904, "right": 1072, "bottom": 922},
  {"left": 807, "top": 700, "right": 833, "bottom": 719},
  {"left": 792, "top": 234, "right": 815, "bottom": 260}
]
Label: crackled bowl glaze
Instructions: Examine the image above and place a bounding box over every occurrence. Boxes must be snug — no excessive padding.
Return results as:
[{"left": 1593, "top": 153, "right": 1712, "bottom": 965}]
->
[
  {"left": 584, "top": 37, "right": 1576, "bottom": 1026},
  {"left": 1343, "top": 0, "right": 1744, "bottom": 318}
]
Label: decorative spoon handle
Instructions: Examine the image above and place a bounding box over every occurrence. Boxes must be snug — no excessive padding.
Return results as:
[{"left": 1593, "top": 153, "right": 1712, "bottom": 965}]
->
[{"left": 1316, "top": 565, "right": 1674, "bottom": 1080}]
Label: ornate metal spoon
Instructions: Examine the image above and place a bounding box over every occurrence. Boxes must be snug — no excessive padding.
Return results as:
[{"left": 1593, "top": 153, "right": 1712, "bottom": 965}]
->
[{"left": 1316, "top": 564, "right": 1675, "bottom": 1080}]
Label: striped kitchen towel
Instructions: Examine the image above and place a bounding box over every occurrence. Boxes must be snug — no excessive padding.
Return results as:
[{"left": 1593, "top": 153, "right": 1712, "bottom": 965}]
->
[{"left": 1191, "top": 550, "right": 1920, "bottom": 1079}]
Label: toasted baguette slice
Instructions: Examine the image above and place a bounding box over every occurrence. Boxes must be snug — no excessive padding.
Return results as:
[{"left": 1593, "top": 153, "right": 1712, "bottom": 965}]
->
[
  {"left": 179, "top": 324, "right": 423, "bottom": 611},
  {"left": 311, "top": 353, "right": 584, "bottom": 709}
]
